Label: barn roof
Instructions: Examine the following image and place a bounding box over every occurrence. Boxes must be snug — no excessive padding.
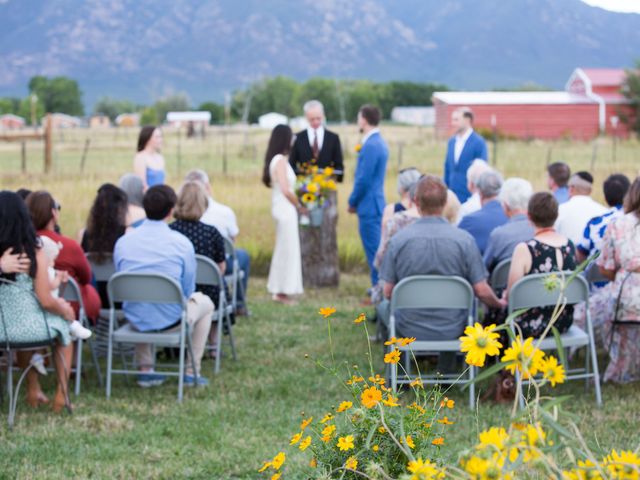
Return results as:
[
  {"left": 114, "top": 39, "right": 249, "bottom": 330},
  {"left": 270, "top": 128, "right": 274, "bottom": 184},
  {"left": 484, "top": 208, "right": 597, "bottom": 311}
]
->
[
  {"left": 580, "top": 68, "right": 627, "bottom": 87},
  {"left": 432, "top": 91, "right": 595, "bottom": 105}
]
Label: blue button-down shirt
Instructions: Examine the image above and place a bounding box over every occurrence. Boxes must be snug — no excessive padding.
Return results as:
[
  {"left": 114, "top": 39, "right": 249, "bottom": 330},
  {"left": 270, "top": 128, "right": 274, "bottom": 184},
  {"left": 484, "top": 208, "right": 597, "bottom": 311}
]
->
[
  {"left": 113, "top": 220, "right": 196, "bottom": 332},
  {"left": 458, "top": 199, "right": 509, "bottom": 255},
  {"left": 554, "top": 186, "right": 570, "bottom": 205},
  {"left": 483, "top": 214, "right": 535, "bottom": 270}
]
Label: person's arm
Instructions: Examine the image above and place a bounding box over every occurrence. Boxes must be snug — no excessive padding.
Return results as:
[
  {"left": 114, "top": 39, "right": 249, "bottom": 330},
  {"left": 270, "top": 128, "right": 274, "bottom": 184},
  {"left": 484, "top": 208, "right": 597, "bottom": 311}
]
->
[
  {"left": 68, "top": 239, "right": 92, "bottom": 285},
  {"left": 333, "top": 134, "right": 344, "bottom": 183},
  {"left": 288, "top": 139, "right": 300, "bottom": 175},
  {"left": 348, "top": 143, "right": 375, "bottom": 210},
  {"left": 275, "top": 156, "right": 299, "bottom": 208},
  {"left": 380, "top": 240, "right": 398, "bottom": 300},
  {"left": 473, "top": 280, "right": 504, "bottom": 309},
  {"left": 133, "top": 153, "right": 148, "bottom": 190},
  {"left": 383, "top": 281, "right": 395, "bottom": 299},
  {"left": 444, "top": 140, "right": 452, "bottom": 187},
  {"left": 483, "top": 234, "right": 496, "bottom": 271},
  {"left": 182, "top": 244, "right": 196, "bottom": 299},
  {"left": 478, "top": 135, "right": 488, "bottom": 161},
  {"left": 33, "top": 250, "right": 75, "bottom": 321},
  {"left": 505, "top": 242, "right": 531, "bottom": 299},
  {"left": 228, "top": 209, "right": 239, "bottom": 241},
  {"left": 597, "top": 222, "right": 617, "bottom": 281},
  {"left": 0, "top": 248, "right": 31, "bottom": 275},
  {"left": 211, "top": 230, "right": 227, "bottom": 275}
]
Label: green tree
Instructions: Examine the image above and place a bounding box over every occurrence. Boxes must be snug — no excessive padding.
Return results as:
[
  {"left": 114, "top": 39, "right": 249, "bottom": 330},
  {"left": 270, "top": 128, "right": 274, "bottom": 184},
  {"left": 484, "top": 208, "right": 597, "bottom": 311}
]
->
[
  {"left": 296, "top": 77, "right": 341, "bottom": 121},
  {"left": 378, "top": 81, "right": 448, "bottom": 118},
  {"left": 153, "top": 93, "right": 191, "bottom": 124},
  {"left": 232, "top": 76, "right": 300, "bottom": 123},
  {"left": 198, "top": 101, "right": 225, "bottom": 124},
  {"left": 622, "top": 61, "right": 640, "bottom": 136},
  {"left": 140, "top": 106, "right": 159, "bottom": 125},
  {"left": 18, "top": 96, "right": 45, "bottom": 125},
  {"left": 341, "top": 80, "right": 381, "bottom": 121},
  {"left": 0, "top": 97, "right": 21, "bottom": 115},
  {"left": 28, "top": 75, "right": 84, "bottom": 116},
  {"left": 94, "top": 97, "right": 137, "bottom": 121}
]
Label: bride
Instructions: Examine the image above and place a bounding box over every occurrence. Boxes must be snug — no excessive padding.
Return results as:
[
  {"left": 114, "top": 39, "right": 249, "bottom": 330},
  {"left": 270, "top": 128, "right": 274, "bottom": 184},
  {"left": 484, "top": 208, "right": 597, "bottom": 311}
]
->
[{"left": 262, "top": 124, "right": 304, "bottom": 304}]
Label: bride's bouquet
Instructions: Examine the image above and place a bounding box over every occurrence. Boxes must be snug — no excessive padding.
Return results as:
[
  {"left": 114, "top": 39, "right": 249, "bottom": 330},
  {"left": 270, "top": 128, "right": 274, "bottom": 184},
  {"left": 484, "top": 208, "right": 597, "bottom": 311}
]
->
[{"left": 296, "top": 163, "right": 338, "bottom": 227}]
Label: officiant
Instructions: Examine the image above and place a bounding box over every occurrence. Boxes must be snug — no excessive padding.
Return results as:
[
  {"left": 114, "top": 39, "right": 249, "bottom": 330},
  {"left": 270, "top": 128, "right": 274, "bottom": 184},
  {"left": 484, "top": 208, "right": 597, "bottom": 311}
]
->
[
  {"left": 290, "top": 99, "right": 342, "bottom": 288},
  {"left": 289, "top": 100, "right": 344, "bottom": 182}
]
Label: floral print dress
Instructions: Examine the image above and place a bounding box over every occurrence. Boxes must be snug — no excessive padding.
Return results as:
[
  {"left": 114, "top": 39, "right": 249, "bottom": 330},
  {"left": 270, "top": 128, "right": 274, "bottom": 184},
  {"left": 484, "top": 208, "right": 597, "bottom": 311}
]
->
[
  {"left": 597, "top": 213, "right": 640, "bottom": 383},
  {"left": 515, "top": 239, "right": 576, "bottom": 338}
]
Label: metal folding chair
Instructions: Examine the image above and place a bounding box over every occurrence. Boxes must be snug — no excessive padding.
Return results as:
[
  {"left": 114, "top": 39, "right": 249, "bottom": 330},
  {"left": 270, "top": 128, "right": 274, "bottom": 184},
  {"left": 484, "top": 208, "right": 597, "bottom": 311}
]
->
[
  {"left": 105, "top": 272, "right": 197, "bottom": 403},
  {"left": 222, "top": 237, "right": 246, "bottom": 314},
  {"left": 584, "top": 263, "right": 609, "bottom": 288},
  {"left": 0, "top": 278, "right": 70, "bottom": 429},
  {"left": 195, "top": 255, "right": 237, "bottom": 374},
  {"left": 490, "top": 259, "right": 511, "bottom": 293},
  {"left": 387, "top": 275, "right": 477, "bottom": 408},
  {"left": 508, "top": 272, "right": 602, "bottom": 407},
  {"left": 59, "top": 277, "right": 103, "bottom": 393}
]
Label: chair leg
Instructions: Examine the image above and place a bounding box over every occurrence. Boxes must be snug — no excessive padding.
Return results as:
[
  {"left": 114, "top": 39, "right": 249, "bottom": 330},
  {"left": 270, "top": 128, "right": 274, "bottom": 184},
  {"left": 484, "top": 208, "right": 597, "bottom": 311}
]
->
[
  {"left": 516, "top": 371, "right": 525, "bottom": 410},
  {"left": 178, "top": 338, "right": 185, "bottom": 403},
  {"left": 214, "top": 316, "right": 223, "bottom": 375},
  {"left": 226, "top": 312, "right": 237, "bottom": 361},
  {"left": 589, "top": 335, "right": 603, "bottom": 406},
  {"left": 74, "top": 339, "right": 82, "bottom": 396},
  {"left": 106, "top": 336, "right": 113, "bottom": 399},
  {"left": 7, "top": 351, "right": 14, "bottom": 429},
  {"left": 186, "top": 327, "right": 197, "bottom": 383},
  {"left": 89, "top": 339, "right": 104, "bottom": 388}
]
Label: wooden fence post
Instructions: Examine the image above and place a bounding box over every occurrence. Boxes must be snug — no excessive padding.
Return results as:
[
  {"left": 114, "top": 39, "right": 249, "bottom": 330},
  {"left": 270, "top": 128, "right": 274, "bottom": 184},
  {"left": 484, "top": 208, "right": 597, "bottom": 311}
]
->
[
  {"left": 44, "top": 114, "right": 52, "bottom": 173},
  {"left": 21, "top": 141, "right": 26, "bottom": 174},
  {"left": 80, "top": 138, "right": 91, "bottom": 172},
  {"left": 222, "top": 129, "right": 228, "bottom": 175}
]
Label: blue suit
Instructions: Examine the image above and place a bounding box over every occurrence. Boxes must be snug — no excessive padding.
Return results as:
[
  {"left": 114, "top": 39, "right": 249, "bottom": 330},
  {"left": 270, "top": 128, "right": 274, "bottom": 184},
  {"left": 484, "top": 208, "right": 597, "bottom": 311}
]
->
[
  {"left": 349, "top": 131, "right": 388, "bottom": 286},
  {"left": 444, "top": 131, "right": 488, "bottom": 203},
  {"left": 458, "top": 199, "right": 508, "bottom": 255}
]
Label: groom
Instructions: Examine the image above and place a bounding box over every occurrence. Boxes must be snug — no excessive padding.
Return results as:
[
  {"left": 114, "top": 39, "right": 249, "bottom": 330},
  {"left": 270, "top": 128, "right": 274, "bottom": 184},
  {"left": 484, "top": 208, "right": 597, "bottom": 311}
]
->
[{"left": 348, "top": 104, "right": 388, "bottom": 291}]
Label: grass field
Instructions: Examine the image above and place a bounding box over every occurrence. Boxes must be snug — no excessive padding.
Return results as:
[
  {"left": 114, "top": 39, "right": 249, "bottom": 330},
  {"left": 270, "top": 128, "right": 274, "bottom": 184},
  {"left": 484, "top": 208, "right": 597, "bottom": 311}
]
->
[
  {"left": 1, "top": 276, "right": 640, "bottom": 478},
  {"left": 1, "top": 125, "right": 639, "bottom": 273}
]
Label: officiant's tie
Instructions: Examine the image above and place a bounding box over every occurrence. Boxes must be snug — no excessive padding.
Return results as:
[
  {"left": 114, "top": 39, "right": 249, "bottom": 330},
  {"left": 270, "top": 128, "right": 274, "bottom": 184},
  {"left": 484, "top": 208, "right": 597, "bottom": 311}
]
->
[{"left": 312, "top": 129, "right": 319, "bottom": 159}]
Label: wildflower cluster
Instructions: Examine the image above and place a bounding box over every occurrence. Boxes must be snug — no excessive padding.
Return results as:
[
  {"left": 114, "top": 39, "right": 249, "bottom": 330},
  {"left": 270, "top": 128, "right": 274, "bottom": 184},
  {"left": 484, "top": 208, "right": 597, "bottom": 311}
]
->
[{"left": 296, "top": 164, "right": 337, "bottom": 208}]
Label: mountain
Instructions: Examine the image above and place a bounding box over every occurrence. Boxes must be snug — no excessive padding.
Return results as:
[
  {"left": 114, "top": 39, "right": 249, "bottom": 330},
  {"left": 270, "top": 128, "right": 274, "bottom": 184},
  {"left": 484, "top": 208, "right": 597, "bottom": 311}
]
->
[{"left": 0, "top": 0, "right": 638, "bottom": 108}]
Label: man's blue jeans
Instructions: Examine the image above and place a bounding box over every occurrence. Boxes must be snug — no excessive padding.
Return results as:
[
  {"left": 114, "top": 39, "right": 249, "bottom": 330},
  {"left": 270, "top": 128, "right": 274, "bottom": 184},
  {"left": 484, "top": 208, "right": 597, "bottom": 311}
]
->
[{"left": 225, "top": 248, "right": 250, "bottom": 308}]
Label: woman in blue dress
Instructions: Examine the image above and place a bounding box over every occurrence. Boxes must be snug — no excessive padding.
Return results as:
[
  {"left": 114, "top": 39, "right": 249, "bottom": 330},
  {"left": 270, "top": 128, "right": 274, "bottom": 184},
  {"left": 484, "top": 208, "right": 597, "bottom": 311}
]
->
[
  {"left": 134, "top": 125, "right": 166, "bottom": 189},
  {"left": 0, "top": 191, "right": 74, "bottom": 412}
]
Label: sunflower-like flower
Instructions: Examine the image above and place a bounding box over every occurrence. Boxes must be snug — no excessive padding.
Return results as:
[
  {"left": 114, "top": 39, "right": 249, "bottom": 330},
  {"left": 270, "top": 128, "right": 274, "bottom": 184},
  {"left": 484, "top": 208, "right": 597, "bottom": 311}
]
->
[
  {"left": 501, "top": 337, "right": 545, "bottom": 379},
  {"left": 539, "top": 355, "right": 566, "bottom": 387},
  {"left": 459, "top": 323, "right": 503, "bottom": 367},
  {"left": 318, "top": 307, "right": 336, "bottom": 318},
  {"left": 300, "top": 416, "right": 313, "bottom": 430},
  {"left": 302, "top": 192, "right": 317, "bottom": 204},
  {"left": 337, "top": 401, "right": 353, "bottom": 412},
  {"left": 299, "top": 436, "right": 312, "bottom": 451},
  {"left": 337, "top": 435, "right": 355, "bottom": 451},
  {"left": 354, "top": 313, "right": 366, "bottom": 324},
  {"left": 384, "top": 348, "right": 401, "bottom": 364},
  {"left": 361, "top": 386, "right": 382, "bottom": 408},
  {"left": 478, "top": 427, "right": 509, "bottom": 450},
  {"left": 271, "top": 452, "right": 286, "bottom": 470},
  {"left": 405, "top": 435, "right": 416, "bottom": 449},
  {"left": 345, "top": 456, "right": 358, "bottom": 470}
]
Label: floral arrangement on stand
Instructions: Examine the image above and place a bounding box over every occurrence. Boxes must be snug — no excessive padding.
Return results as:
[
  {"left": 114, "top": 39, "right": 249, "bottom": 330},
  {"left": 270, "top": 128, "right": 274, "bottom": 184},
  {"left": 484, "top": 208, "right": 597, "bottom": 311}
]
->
[
  {"left": 258, "top": 269, "right": 640, "bottom": 479},
  {"left": 296, "top": 162, "right": 338, "bottom": 227}
]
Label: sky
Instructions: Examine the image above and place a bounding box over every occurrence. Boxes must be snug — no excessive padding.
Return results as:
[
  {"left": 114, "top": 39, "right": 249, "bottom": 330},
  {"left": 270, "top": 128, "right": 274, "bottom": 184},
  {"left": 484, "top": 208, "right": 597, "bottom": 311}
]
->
[{"left": 581, "top": 0, "right": 640, "bottom": 13}]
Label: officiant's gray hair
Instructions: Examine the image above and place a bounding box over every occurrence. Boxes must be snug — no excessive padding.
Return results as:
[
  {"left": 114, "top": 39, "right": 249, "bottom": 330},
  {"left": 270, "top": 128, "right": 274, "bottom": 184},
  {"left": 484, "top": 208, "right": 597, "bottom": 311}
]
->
[
  {"left": 303, "top": 100, "right": 324, "bottom": 115},
  {"left": 185, "top": 169, "right": 210, "bottom": 185}
]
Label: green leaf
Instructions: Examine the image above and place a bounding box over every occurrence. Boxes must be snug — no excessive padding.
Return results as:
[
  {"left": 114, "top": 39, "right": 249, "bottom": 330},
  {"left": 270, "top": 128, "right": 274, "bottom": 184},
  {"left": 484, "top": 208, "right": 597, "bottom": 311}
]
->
[
  {"left": 462, "top": 361, "right": 508, "bottom": 389},
  {"left": 364, "top": 422, "right": 378, "bottom": 449},
  {"left": 539, "top": 409, "right": 574, "bottom": 439},
  {"left": 551, "top": 326, "right": 568, "bottom": 370}
]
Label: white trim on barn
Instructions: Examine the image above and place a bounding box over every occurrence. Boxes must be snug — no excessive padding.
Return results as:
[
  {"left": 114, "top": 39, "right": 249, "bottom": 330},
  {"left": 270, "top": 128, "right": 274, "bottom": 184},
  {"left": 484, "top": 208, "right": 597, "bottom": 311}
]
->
[
  {"left": 166, "top": 111, "right": 212, "bottom": 123},
  {"left": 432, "top": 91, "right": 595, "bottom": 105}
]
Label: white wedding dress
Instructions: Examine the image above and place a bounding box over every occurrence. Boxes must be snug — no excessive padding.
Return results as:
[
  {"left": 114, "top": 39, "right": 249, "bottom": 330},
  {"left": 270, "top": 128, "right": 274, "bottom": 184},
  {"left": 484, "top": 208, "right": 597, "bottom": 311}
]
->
[{"left": 267, "top": 154, "right": 304, "bottom": 295}]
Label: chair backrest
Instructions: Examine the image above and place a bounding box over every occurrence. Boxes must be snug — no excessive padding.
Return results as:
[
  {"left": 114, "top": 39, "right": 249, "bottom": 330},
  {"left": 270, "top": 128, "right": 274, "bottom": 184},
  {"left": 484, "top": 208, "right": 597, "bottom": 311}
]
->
[
  {"left": 107, "top": 272, "right": 185, "bottom": 308},
  {"left": 222, "top": 236, "right": 236, "bottom": 262},
  {"left": 490, "top": 259, "right": 511, "bottom": 292},
  {"left": 390, "top": 275, "right": 474, "bottom": 312},
  {"left": 60, "top": 276, "right": 84, "bottom": 305},
  {"left": 195, "top": 255, "right": 223, "bottom": 287},
  {"left": 86, "top": 252, "right": 116, "bottom": 283},
  {"left": 508, "top": 272, "right": 589, "bottom": 313},
  {"left": 585, "top": 263, "right": 608, "bottom": 285}
]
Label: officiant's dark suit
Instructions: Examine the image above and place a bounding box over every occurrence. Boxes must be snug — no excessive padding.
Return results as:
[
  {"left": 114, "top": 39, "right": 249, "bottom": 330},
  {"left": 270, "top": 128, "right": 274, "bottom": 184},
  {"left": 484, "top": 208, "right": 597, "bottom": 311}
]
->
[{"left": 289, "top": 126, "right": 345, "bottom": 182}]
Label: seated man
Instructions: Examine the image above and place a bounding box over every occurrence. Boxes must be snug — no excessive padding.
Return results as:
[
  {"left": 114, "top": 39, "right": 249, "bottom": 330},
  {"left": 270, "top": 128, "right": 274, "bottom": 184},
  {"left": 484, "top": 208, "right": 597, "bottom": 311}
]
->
[
  {"left": 114, "top": 185, "right": 214, "bottom": 387},
  {"left": 458, "top": 169, "right": 508, "bottom": 255},
  {"left": 185, "top": 169, "right": 250, "bottom": 315},
  {"left": 378, "top": 175, "right": 505, "bottom": 369},
  {"left": 484, "top": 177, "right": 534, "bottom": 271},
  {"left": 547, "top": 162, "right": 571, "bottom": 205}
]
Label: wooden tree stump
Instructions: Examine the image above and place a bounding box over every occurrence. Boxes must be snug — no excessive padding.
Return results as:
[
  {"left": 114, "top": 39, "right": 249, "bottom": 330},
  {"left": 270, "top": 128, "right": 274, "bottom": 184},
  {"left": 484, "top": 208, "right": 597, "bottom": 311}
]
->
[{"left": 299, "top": 192, "right": 340, "bottom": 288}]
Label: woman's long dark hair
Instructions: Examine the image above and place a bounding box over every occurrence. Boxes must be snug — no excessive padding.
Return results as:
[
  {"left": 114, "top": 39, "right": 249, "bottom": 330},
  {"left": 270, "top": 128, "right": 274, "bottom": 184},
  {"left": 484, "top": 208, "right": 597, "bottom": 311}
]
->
[
  {"left": 0, "top": 191, "right": 38, "bottom": 280},
  {"left": 624, "top": 177, "right": 640, "bottom": 220},
  {"left": 137, "top": 125, "right": 157, "bottom": 152},
  {"left": 85, "top": 184, "right": 128, "bottom": 261},
  {"left": 262, "top": 124, "right": 293, "bottom": 187}
]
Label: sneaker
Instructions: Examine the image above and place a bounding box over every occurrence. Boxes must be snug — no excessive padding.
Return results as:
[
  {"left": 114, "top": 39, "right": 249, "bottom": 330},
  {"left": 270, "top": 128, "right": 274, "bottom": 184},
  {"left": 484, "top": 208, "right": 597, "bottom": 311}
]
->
[
  {"left": 184, "top": 374, "right": 209, "bottom": 387},
  {"left": 69, "top": 320, "right": 92, "bottom": 340},
  {"left": 30, "top": 353, "right": 48, "bottom": 376},
  {"left": 137, "top": 372, "right": 167, "bottom": 388}
]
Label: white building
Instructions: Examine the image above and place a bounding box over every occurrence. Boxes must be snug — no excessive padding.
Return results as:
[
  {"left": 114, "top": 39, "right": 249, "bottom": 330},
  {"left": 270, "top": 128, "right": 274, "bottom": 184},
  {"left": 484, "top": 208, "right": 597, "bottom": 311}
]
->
[
  {"left": 258, "top": 112, "right": 288, "bottom": 129},
  {"left": 391, "top": 106, "right": 435, "bottom": 126},
  {"left": 166, "top": 111, "right": 211, "bottom": 128}
]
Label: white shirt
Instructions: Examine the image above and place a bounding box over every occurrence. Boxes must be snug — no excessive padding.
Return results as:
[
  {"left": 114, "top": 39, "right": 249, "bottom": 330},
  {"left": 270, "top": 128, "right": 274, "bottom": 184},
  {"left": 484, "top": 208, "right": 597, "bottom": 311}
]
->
[
  {"left": 200, "top": 196, "right": 240, "bottom": 239},
  {"left": 361, "top": 128, "right": 380, "bottom": 146},
  {"left": 454, "top": 128, "right": 473, "bottom": 164},
  {"left": 306, "top": 126, "right": 325, "bottom": 151},
  {"left": 455, "top": 192, "right": 481, "bottom": 225},
  {"left": 555, "top": 195, "right": 608, "bottom": 246}
]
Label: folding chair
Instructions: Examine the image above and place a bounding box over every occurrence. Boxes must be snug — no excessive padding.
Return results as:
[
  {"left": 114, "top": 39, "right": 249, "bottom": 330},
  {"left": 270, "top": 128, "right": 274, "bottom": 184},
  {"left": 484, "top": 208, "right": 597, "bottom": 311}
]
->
[
  {"left": 584, "top": 263, "right": 609, "bottom": 288},
  {"left": 490, "top": 259, "right": 511, "bottom": 293},
  {"left": 387, "top": 275, "right": 477, "bottom": 408},
  {"left": 222, "top": 237, "right": 246, "bottom": 314},
  {"left": 195, "top": 255, "right": 237, "bottom": 374},
  {"left": 0, "top": 278, "right": 70, "bottom": 429},
  {"left": 59, "top": 277, "right": 103, "bottom": 394},
  {"left": 508, "top": 273, "right": 602, "bottom": 407},
  {"left": 105, "top": 272, "right": 197, "bottom": 403}
]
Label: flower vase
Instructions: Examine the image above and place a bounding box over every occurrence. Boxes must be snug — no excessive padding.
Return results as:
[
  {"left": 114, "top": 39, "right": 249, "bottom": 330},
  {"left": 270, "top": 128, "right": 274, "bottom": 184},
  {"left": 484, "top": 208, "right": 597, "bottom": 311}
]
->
[{"left": 309, "top": 207, "right": 324, "bottom": 227}]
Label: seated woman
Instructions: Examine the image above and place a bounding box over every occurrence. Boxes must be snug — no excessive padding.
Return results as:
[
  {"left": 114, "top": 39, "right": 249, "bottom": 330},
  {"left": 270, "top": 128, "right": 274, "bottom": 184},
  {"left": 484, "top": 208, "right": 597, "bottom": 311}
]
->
[
  {"left": 170, "top": 182, "right": 226, "bottom": 345},
  {"left": 598, "top": 177, "right": 640, "bottom": 383},
  {"left": 506, "top": 192, "right": 576, "bottom": 338},
  {"left": 0, "top": 191, "right": 74, "bottom": 412},
  {"left": 80, "top": 183, "right": 129, "bottom": 307},
  {"left": 25, "top": 191, "right": 101, "bottom": 324},
  {"left": 119, "top": 174, "right": 147, "bottom": 228},
  {"left": 380, "top": 168, "right": 421, "bottom": 233}
]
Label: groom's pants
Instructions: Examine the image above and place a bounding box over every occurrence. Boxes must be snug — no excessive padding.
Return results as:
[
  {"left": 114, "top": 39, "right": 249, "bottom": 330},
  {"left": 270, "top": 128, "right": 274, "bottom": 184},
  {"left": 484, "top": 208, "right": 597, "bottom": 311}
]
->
[{"left": 358, "top": 213, "right": 382, "bottom": 286}]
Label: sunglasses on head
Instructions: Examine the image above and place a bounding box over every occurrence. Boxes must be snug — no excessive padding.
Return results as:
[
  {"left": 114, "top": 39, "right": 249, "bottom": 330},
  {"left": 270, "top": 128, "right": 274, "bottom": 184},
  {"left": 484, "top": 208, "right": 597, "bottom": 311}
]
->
[{"left": 53, "top": 201, "right": 61, "bottom": 211}]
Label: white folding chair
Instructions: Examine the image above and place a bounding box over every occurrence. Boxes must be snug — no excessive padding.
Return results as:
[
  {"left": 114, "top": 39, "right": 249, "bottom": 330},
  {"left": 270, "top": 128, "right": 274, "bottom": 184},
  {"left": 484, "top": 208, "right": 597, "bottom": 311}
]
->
[
  {"left": 584, "top": 263, "right": 609, "bottom": 289},
  {"left": 195, "top": 255, "right": 237, "bottom": 374},
  {"left": 105, "top": 272, "right": 197, "bottom": 403},
  {"left": 387, "top": 275, "right": 477, "bottom": 408},
  {"left": 490, "top": 259, "right": 511, "bottom": 293},
  {"left": 508, "top": 272, "right": 602, "bottom": 407},
  {"left": 59, "top": 277, "right": 103, "bottom": 394}
]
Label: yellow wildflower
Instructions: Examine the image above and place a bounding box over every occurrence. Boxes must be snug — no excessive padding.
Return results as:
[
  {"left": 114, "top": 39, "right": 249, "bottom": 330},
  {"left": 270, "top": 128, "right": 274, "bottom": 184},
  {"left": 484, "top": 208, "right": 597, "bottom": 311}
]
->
[
  {"left": 289, "top": 431, "right": 303, "bottom": 445},
  {"left": 540, "top": 355, "right": 566, "bottom": 387},
  {"left": 299, "top": 436, "right": 312, "bottom": 451},
  {"left": 326, "top": 179, "right": 337, "bottom": 190},
  {"left": 408, "top": 458, "right": 441, "bottom": 478},
  {"left": 307, "top": 183, "right": 319, "bottom": 194},
  {"left": 478, "top": 427, "right": 509, "bottom": 450},
  {"left": 258, "top": 461, "right": 271, "bottom": 472},
  {"left": 345, "top": 456, "right": 358, "bottom": 470},
  {"left": 440, "top": 397, "right": 455, "bottom": 409},
  {"left": 432, "top": 437, "right": 444, "bottom": 446},
  {"left": 337, "top": 401, "right": 353, "bottom": 412},
  {"left": 398, "top": 337, "right": 417, "bottom": 346},
  {"left": 459, "top": 323, "right": 503, "bottom": 367},
  {"left": 355, "top": 143, "right": 362, "bottom": 152},
  {"left": 378, "top": 426, "right": 386, "bottom": 434},
  {"left": 361, "top": 386, "right": 383, "bottom": 408},
  {"left": 337, "top": 435, "right": 355, "bottom": 451},
  {"left": 384, "top": 348, "right": 401, "bottom": 364},
  {"left": 405, "top": 435, "right": 416, "bottom": 449},
  {"left": 309, "top": 457, "right": 318, "bottom": 468},
  {"left": 410, "top": 378, "right": 424, "bottom": 388},
  {"left": 319, "top": 307, "right": 336, "bottom": 318},
  {"left": 604, "top": 450, "right": 640, "bottom": 478},
  {"left": 409, "top": 402, "right": 426, "bottom": 414},
  {"left": 300, "top": 417, "right": 313, "bottom": 430},
  {"left": 464, "top": 453, "right": 506, "bottom": 479},
  {"left": 382, "top": 395, "right": 400, "bottom": 407},
  {"left": 354, "top": 313, "right": 366, "bottom": 324},
  {"left": 323, "top": 167, "right": 334, "bottom": 176},
  {"left": 501, "top": 336, "right": 545, "bottom": 379},
  {"left": 368, "top": 374, "right": 385, "bottom": 385},
  {"left": 272, "top": 452, "right": 286, "bottom": 470},
  {"left": 320, "top": 413, "right": 334, "bottom": 423},
  {"left": 346, "top": 375, "right": 364, "bottom": 385},
  {"left": 372, "top": 445, "right": 379, "bottom": 452},
  {"left": 438, "top": 416, "right": 454, "bottom": 425},
  {"left": 321, "top": 424, "right": 336, "bottom": 438},
  {"left": 302, "top": 193, "right": 316, "bottom": 204},
  {"left": 384, "top": 337, "right": 398, "bottom": 346},
  {"left": 271, "top": 473, "right": 281, "bottom": 480}
]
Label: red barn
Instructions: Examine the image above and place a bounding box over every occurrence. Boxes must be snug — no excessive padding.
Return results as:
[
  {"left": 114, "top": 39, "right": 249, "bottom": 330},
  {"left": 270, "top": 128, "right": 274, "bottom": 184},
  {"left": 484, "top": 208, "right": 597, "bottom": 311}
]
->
[{"left": 433, "top": 68, "right": 633, "bottom": 140}]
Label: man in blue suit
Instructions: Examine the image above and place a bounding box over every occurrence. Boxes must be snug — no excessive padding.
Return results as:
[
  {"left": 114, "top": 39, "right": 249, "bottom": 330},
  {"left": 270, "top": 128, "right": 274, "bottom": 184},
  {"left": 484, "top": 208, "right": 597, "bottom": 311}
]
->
[
  {"left": 443, "top": 107, "right": 488, "bottom": 203},
  {"left": 349, "top": 104, "right": 388, "bottom": 289}
]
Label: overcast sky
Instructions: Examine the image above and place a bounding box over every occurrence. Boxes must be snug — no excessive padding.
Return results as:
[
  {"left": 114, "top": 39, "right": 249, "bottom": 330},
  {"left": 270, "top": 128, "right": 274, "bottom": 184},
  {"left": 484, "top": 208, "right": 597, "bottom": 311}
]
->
[{"left": 582, "top": 0, "right": 640, "bottom": 13}]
